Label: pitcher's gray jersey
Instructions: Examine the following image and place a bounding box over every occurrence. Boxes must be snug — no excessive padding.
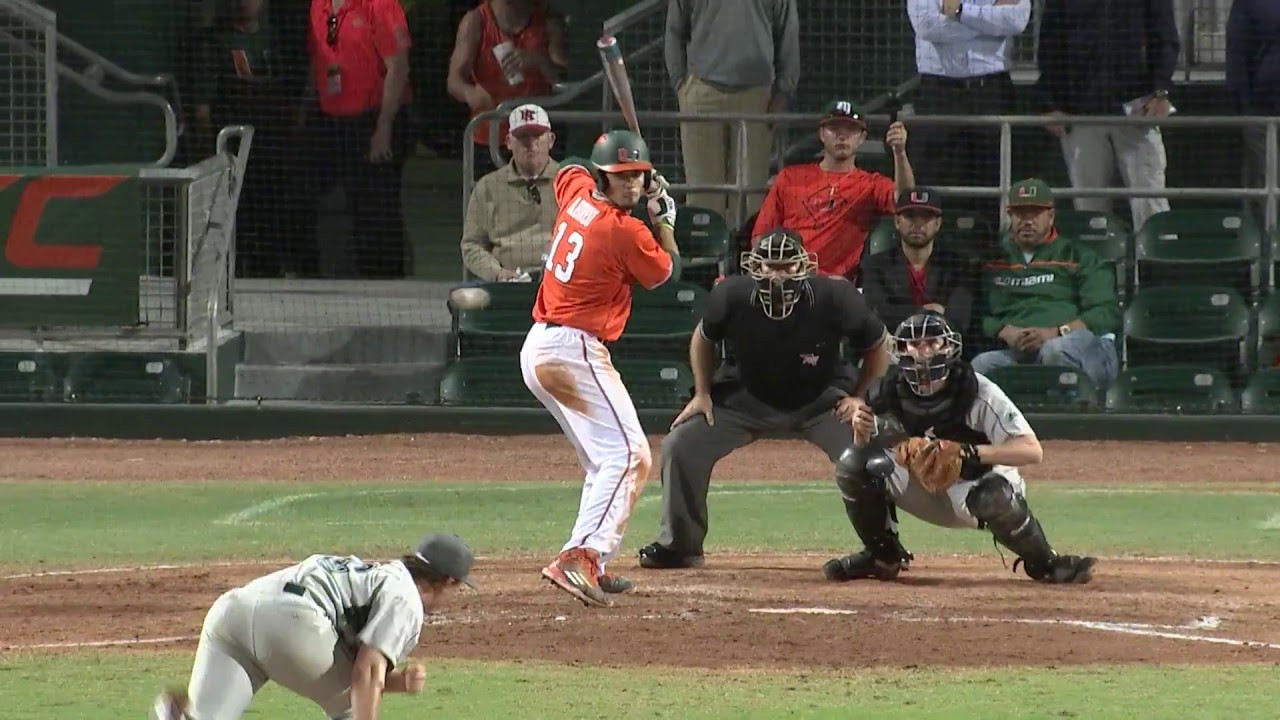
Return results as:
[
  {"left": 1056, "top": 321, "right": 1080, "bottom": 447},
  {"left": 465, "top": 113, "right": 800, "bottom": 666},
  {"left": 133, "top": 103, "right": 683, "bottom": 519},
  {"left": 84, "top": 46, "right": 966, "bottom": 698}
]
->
[{"left": 244, "top": 554, "right": 424, "bottom": 668}]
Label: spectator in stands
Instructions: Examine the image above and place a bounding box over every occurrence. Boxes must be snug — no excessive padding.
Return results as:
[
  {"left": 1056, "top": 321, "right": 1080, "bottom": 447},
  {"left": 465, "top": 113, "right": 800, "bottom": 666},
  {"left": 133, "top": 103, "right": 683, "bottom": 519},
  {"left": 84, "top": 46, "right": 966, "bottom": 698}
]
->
[
  {"left": 1227, "top": 0, "right": 1280, "bottom": 227},
  {"left": 460, "top": 104, "right": 559, "bottom": 282},
  {"left": 751, "top": 101, "right": 914, "bottom": 282},
  {"left": 666, "top": 0, "right": 799, "bottom": 227},
  {"left": 972, "top": 179, "right": 1120, "bottom": 389},
  {"left": 306, "top": 0, "right": 414, "bottom": 279},
  {"left": 860, "top": 187, "right": 974, "bottom": 337},
  {"left": 1037, "top": 0, "right": 1179, "bottom": 233},
  {"left": 447, "top": 0, "right": 567, "bottom": 178},
  {"left": 195, "top": 0, "right": 311, "bottom": 279},
  {"left": 906, "top": 0, "right": 1030, "bottom": 217}
]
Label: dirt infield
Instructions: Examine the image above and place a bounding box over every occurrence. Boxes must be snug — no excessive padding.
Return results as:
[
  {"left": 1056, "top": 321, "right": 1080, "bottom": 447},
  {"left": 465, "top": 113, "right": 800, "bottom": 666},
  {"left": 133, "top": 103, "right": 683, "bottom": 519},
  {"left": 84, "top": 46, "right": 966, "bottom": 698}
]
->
[{"left": 3, "top": 435, "right": 1280, "bottom": 670}]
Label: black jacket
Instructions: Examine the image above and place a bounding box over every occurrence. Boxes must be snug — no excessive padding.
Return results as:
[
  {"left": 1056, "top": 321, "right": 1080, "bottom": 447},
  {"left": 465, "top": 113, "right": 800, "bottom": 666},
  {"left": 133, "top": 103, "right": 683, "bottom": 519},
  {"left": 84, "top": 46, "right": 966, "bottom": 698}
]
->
[
  {"left": 860, "top": 245, "right": 975, "bottom": 338},
  {"left": 1036, "top": 0, "right": 1181, "bottom": 115}
]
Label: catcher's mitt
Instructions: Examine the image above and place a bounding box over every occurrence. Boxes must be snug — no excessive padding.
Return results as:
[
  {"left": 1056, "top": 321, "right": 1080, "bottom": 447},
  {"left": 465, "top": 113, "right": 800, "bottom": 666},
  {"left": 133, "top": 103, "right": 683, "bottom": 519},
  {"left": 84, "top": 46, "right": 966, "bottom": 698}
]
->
[{"left": 896, "top": 438, "right": 977, "bottom": 493}]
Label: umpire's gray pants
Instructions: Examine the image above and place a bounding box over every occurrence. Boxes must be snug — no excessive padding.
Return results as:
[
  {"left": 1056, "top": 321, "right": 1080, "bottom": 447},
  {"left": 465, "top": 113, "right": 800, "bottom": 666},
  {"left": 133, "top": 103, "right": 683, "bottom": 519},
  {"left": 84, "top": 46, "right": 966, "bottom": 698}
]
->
[
  {"left": 187, "top": 588, "right": 356, "bottom": 719},
  {"left": 656, "top": 387, "right": 853, "bottom": 555}
]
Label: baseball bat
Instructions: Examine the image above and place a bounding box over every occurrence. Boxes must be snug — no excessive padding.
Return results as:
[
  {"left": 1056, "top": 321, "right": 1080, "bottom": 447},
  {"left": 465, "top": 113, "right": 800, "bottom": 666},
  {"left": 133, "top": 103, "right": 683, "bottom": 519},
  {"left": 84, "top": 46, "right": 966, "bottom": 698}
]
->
[{"left": 596, "top": 35, "right": 642, "bottom": 139}]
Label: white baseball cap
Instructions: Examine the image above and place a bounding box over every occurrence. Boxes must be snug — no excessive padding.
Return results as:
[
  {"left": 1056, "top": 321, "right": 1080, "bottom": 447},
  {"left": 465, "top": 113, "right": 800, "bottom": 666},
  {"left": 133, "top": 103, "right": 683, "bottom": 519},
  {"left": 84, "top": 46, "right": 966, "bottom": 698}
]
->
[{"left": 508, "top": 103, "right": 551, "bottom": 134}]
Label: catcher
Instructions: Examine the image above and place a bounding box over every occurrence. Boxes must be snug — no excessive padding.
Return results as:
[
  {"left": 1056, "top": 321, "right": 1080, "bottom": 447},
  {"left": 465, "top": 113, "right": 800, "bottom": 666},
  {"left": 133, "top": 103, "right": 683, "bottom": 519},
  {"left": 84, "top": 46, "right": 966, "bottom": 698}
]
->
[{"left": 824, "top": 311, "right": 1097, "bottom": 584}]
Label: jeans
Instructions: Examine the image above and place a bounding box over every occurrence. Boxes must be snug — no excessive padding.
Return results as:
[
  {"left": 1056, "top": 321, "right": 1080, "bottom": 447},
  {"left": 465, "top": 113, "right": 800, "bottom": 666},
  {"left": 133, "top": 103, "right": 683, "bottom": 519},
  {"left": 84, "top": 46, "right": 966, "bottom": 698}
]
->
[{"left": 971, "top": 329, "right": 1119, "bottom": 389}]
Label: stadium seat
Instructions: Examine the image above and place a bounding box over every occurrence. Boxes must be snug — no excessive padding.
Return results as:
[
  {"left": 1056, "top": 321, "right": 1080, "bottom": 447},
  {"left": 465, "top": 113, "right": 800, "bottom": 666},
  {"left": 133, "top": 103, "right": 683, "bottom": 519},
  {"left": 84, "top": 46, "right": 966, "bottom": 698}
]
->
[
  {"left": 866, "top": 216, "right": 897, "bottom": 257},
  {"left": 1055, "top": 209, "right": 1128, "bottom": 299},
  {"left": 1122, "top": 285, "right": 1250, "bottom": 373},
  {"left": 941, "top": 211, "right": 996, "bottom": 260},
  {"left": 453, "top": 282, "right": 539, "bottom": 357},
  {"left": 63, "top": 354, "right": 190, "bottom": 404},
  {"left": 1241, "top": 368, "right": 1280, "bottom": 414},
  {"left": 1105, "top": 365, "right": 1238, "bottom": 414},
  {"left": 984, "top": 365, "right": 1100, "bottom": 412},
  {"left": 438, "top": 356, "right": 691, "bottom": 410},
  {"left": 0, "top": 353, "right": 61, "bottom": 402},
  {"left": 632, "top": 281, "right": 710, "bottom": 315},
  {"left": 1258, "top": 293, "right": 1280, "bottom": 370},
  {"left": 1133, "top": 208, "right": 1262, "bottom": 295},
  {"left": 674, "top": 206, "right": 731, "bottom": 268}
]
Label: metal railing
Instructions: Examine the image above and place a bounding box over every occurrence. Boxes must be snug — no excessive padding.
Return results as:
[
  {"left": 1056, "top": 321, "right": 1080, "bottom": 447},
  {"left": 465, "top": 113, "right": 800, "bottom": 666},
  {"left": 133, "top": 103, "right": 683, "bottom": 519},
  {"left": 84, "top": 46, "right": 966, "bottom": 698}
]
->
[{"left": 0, "top": 0, "right": 180, "bottom": 168}]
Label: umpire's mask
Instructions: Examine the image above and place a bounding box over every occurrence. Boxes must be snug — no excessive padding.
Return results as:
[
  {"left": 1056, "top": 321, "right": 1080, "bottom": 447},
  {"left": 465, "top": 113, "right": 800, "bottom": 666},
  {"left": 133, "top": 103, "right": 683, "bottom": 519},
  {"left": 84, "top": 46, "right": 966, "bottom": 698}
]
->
[
  {"left": 894, "top": 312, "right": 963, "bottom": 396},
  {"left": 740, "top": 228, "right": 818, "bottom": 320}
]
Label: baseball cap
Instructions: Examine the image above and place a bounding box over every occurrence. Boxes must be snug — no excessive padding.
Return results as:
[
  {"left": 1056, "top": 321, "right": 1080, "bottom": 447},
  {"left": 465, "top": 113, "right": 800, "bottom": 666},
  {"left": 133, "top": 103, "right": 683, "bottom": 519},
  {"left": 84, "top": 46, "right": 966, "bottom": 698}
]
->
[
  {"left": 820, "top": 99, "right": 867, "bottom": 129},
  {"left": 508, "top": 103, "right": 551, "bottom": 135},
  {"left": 413, "top": 533, "right": 476, "bottom": 588},
  {"left": 1008, "top": 178, "right": 1055, "bottom": 208},
  {"left": 896, "top": 187, "right": 942, "bottom": 215}
]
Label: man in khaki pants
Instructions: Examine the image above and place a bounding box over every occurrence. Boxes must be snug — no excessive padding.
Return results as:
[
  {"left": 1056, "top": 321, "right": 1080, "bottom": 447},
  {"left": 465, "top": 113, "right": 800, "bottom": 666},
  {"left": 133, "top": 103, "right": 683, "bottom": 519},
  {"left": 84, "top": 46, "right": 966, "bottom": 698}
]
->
[{"left": 665, "top": 0, "right": 799, "bottom": 227}]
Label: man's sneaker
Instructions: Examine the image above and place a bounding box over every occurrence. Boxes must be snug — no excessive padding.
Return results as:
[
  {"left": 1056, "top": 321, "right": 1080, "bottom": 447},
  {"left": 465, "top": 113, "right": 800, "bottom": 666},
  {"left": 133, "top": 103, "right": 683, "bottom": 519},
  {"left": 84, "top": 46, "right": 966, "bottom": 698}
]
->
[
  {"left": 637, "top": 542, "right": 705, "bottom": 569},
  {"left": 822, "top": 550, "right": 907, "bottom": 582},
  {"left": 542, "top": 548, "right": 611, "bottom": 607},
  {"left": 1017, "top": 554, "right": 1097, "bottom": 584},
  {"left": 599, "top": 573, "right": 635, "bottom": 594}
]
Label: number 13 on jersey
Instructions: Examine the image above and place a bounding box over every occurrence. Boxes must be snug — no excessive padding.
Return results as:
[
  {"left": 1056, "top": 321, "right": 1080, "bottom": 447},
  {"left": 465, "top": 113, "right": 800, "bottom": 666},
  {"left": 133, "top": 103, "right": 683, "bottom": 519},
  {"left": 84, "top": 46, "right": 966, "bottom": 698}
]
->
[{"left": 546, "top": 221, "right": 584, "bottom": 283}]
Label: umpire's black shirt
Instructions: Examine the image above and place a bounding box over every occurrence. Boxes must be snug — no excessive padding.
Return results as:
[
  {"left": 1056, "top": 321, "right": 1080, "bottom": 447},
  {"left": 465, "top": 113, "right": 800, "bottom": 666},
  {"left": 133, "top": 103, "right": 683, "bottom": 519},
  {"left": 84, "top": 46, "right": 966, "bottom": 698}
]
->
[{"left": 700, "top": 275, "right": 886, "bottom": 411}]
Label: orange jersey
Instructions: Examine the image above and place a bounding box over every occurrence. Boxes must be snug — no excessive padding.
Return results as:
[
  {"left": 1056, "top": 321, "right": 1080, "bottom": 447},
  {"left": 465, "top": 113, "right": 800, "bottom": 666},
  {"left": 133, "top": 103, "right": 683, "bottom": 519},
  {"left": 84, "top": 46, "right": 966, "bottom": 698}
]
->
[{"left": 532, "top": 165, "right": 673, "bottom": 342}]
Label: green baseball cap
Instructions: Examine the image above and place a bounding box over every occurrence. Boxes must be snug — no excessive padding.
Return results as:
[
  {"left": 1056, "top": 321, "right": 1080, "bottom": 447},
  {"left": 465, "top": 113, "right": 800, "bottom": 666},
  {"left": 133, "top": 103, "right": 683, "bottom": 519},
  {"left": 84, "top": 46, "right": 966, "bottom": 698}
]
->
[
  {"left": 1007, "top": 178, "right": 1055, "bottom": 208},
  {"left": 413, "top": 533, "right": 476, "bottom": 588}
]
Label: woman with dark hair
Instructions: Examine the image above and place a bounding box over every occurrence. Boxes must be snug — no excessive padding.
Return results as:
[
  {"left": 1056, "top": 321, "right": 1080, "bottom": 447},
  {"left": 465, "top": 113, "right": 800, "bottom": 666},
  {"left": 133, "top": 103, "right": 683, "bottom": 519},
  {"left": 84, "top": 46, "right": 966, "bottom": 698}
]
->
[{"left": 149, "top": 533, "right": 476, "bottom": 720}]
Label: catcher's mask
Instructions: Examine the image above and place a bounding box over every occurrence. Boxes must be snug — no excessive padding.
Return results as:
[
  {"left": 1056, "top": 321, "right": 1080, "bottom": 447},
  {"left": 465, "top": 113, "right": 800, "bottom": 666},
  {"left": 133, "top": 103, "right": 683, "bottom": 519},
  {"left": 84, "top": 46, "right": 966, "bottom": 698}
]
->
[
  {"left": 740, "top": 228, "right": 818, "bottom": 320},
  {"left": 894, "top": 312, "right": 962, "bottom": 396}
]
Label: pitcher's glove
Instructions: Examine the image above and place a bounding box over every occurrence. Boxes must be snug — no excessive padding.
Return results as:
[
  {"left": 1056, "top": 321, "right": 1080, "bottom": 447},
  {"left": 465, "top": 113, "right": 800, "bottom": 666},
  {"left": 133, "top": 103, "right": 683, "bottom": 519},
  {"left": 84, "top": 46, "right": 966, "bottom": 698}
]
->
[{"left": 896, "top": 438, "right": 979, "bottom": 494}]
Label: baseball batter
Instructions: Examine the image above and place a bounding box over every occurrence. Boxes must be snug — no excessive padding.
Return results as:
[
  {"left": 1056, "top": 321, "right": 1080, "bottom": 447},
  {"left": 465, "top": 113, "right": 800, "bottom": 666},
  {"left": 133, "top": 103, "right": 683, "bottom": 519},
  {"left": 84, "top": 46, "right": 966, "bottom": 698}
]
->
[
  {"left": 825, "top": 311, "right": 1097, "bottom": 584},
  {"left": 521, "top": 129, "right": 682, "bottom": 608},
  {"left": 148, "top": 534, "right": 475, "bottom": 720},
  {"left": 638, "top": 228, "right": 891, "bottom": 570}
]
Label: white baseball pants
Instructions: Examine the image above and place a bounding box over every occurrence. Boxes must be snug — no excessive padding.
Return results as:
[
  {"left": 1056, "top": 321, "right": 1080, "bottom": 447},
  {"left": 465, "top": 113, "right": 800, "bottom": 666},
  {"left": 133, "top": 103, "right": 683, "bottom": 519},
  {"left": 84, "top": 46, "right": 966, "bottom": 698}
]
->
[
  {"left": 1060, "top": 124, "right": 1170, "bottom": 232},
  {"left": 186, "top": 588, "right": 355, "bottom": 719},
  {"left": 520, "top": 322, "right": 652, "bottom": 569}
]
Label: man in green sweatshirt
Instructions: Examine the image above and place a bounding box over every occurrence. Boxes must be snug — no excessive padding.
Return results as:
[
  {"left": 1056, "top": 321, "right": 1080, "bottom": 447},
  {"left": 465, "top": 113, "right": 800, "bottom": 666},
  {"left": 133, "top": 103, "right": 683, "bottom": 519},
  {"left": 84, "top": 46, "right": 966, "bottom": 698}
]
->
[{"left": 971, "top": 179, "right": 1120, "bottom": 388}]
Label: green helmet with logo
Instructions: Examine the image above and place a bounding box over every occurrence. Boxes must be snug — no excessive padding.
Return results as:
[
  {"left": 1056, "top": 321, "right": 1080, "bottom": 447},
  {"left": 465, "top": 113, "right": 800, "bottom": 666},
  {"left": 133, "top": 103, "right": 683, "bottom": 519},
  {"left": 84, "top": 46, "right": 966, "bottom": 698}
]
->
[{"left": 590, "top": 129, "right": 653, "bottom": 174}]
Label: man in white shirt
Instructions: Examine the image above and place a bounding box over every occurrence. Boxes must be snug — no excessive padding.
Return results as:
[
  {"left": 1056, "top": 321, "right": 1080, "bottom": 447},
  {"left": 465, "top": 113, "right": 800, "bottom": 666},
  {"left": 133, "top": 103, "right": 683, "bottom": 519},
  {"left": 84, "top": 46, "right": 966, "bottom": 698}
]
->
[
  {"left": 149, "top": 533, "right": 476, "bottom": 720},
  {"left": 907, "top": 0, "right": 1031, "bottom": 217}
]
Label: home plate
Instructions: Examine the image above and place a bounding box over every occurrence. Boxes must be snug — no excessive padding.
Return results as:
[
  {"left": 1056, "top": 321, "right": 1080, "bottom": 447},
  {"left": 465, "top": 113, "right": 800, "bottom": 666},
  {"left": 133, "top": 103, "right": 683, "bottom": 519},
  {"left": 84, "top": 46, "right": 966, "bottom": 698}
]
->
[{"left": 749, "top": 607, "right": 858, "bottom": 616}]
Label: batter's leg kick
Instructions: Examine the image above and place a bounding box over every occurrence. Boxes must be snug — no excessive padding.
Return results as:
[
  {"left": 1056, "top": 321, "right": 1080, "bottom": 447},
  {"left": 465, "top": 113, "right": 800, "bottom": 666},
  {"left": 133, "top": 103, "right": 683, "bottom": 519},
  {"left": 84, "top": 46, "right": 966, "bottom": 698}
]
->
[
  {"left": 521, "top": 323, "right": 652, "bottom": 606},
  {"left": 825, "top": 446, "right": 1095, "bottom": 584}
]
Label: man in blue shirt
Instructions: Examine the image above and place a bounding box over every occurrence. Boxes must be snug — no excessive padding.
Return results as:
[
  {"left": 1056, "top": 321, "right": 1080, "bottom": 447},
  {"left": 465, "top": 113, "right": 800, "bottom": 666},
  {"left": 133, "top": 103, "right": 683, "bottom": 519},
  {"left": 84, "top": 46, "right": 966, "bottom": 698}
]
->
[{"left": 906, "top": 0, "right": 1031, "bottom": 217}]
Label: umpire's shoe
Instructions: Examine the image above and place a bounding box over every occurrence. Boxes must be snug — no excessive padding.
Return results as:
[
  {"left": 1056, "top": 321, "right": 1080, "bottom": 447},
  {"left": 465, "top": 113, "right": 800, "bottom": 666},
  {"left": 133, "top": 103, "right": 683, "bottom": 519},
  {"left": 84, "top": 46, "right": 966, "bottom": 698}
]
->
[
  {"left": 823, "top": 550, "right": 908, "bottom": 582},
  {"left": 1016, "top": 554, "right": 1097, "bottom": 584},
  {"left": 637, "top": 542, "right": 705, "bottom": 570}
]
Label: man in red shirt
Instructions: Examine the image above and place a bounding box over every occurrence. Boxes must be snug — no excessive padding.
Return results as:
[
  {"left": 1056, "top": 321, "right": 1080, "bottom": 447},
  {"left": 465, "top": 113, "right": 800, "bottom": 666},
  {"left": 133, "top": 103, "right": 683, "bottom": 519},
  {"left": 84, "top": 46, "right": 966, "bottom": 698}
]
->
[
  {"left": 752, "top": 100, "right": 915, "bottom": 282},
  {"left": 520, "top": 130, "right": 682, "bottom": 608},
  {"left": 307, "top": 0, "right": 413, "bottom": 278}
]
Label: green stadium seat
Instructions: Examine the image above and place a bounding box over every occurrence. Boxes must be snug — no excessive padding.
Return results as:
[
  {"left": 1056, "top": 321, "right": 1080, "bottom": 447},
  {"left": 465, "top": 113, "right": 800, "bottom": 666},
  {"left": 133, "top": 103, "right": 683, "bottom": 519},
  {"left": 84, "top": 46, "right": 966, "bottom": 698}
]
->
[
  {"left": 0, "top": 353, "right": 61, "bottom": 402},
  {"left": 1258, "top": 293, "right": 1280, "bottom": 370},
  {"left": 674, "top": 206, "right": 731, "bottom": 267},
  {"left": 1122, "top": 285, "right": 1250, "bottom": 373},
  {"left": 1105, "top": 365, "right": 1238, "bottom": 414},
  {"left": 438, "top": 356, "right": 691, "bottom": 410},
  {"left": 941, "top": 210, "right": 995, "bottom": 259},
  {"left": 1133, "top": 208, "right": 1262, "bottom": 295},
  {"left": 453, "top": 282, "right": 539, "bottom": 357},
  {"left": 63, "top": 354, "right": 190, "bottom": 404},
  {"left": 1241, "top": 368, "right": 1280, "bottom": 414},
  {"left": 984, "top": 365, "right": 1100, "bottom": 412},
  {"left": 866, "top": 216, "right": 897, "bottom": 257},
  {"left": 1056, "top": 209, "right": 1128, "bottom": 298}
]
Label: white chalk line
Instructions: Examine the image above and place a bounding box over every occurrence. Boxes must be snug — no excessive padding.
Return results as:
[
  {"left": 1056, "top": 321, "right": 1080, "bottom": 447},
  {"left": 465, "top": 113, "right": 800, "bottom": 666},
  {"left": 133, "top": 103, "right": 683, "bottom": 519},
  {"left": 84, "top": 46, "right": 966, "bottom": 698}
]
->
[
  {"left": 1258, "top": 513, "right": 1280, "bottom": 530},
  {"left": 6, "top": 635, "right": 197, "bottom": 651}
]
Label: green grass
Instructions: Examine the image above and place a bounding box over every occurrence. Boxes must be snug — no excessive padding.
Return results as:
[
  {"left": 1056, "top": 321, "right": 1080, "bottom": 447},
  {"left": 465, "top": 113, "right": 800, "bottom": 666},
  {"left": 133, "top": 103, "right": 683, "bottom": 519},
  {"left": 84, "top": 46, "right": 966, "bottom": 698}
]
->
[
  {"left": 1, "top": 481, "right": 1278, "bottom": 571},
  {"left": 3, "top": 652, "right": 1280, "bottom": 720}
]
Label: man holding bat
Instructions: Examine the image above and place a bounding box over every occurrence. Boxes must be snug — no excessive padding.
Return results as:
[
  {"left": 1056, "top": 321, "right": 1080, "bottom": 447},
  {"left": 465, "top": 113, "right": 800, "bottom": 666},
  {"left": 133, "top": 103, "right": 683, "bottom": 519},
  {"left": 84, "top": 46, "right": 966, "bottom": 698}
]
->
[{"left": 521, "top": 129, "right": 683, "bottom": 608}]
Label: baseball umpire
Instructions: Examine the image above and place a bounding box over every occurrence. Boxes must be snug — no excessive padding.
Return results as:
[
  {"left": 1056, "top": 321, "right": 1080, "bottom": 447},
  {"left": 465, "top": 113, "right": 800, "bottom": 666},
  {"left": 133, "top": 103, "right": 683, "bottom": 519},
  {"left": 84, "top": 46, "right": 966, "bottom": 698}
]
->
[
  {"left": 824, "top": 311, "right": 1097, "bottom": 584},
  {"left": 638, "top": 228, "right": 891, "bottom": 569}
]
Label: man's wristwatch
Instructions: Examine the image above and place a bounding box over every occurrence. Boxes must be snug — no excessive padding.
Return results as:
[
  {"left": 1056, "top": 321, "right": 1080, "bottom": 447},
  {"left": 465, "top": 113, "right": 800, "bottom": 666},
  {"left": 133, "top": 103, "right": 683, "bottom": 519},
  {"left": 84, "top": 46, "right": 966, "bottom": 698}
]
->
[
  {"left": 1153, "top": 89, "right": 1170, "bottom": 99},
  {"left": 1058, "top": 324, "right": 1073, "bottom": 337}
]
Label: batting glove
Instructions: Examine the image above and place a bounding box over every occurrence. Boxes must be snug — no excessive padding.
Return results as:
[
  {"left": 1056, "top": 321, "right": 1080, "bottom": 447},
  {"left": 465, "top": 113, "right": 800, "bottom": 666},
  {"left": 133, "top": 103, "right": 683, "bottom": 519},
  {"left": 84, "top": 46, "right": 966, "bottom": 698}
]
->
[
  {"left": 645, "top": 171, "right": 670, "bottom": 199},
  {"left": 648, "top": 192, "right": 677, "bottom": 230}
]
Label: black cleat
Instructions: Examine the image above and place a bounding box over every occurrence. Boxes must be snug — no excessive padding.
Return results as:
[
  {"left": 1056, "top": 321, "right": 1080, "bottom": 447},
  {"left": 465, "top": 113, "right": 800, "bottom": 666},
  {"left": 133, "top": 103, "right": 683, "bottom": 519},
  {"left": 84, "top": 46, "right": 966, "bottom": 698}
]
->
[
  {"left": 1017, "top": 554, "right": 1097, "bottom": 584},
  {"left": 637, "top": 542, "right": 705, "bottom": 569},
  {"left": 822, "top": 550, "right": 908, "bottom": 582}
]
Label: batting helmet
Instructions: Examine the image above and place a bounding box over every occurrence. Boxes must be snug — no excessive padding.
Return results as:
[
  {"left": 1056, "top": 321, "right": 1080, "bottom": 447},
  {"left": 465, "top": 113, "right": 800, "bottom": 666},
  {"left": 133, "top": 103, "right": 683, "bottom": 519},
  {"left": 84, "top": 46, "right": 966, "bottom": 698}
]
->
[
  {"left": 893, "top": 312, "right": 963, "bottom": 396},
  {"left": 740, "top": 228, "right": 818, "bottom": 320},
  {"left": 589, "top": 130, "right": 652, "bottom": 192}
]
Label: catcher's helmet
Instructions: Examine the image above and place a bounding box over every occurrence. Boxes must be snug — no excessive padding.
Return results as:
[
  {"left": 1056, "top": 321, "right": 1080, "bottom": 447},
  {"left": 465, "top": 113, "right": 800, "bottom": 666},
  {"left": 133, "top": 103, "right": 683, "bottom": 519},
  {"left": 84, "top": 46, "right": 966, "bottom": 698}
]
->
[
  {"left": 589, "top": 130, "right": 652, "bottom": 191},
  {"left": 740, "top": 227, "right": 818, "bottom": 320},
  {"left": 893, "top": 312, "right": 962, "bottom": 396}
]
